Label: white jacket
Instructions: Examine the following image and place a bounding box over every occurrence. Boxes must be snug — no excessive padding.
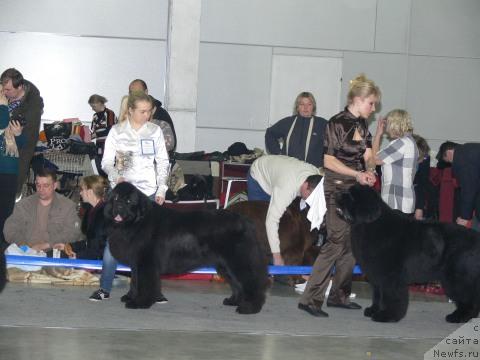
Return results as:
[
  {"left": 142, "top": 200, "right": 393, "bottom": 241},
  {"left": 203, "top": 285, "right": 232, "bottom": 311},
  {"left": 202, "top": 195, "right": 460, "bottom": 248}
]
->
[{"left": 102, "top": 120, "right": 169, "bottom": 197}]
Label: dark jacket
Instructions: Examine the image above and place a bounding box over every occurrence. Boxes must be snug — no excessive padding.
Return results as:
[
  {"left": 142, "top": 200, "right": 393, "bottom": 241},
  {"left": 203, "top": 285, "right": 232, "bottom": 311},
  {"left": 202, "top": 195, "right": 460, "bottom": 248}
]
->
[
  {"left": 10, "top": 80, "right": 44, "bottom": 193},
  {"left": 414, "top": 155, "right": 430, "bottom": 211},
  {"left": 452, "top": 143, "right": 480, "bottom": 220},
  {"left": 265, "top": 115, "right": 327, "bottom": 167},
  {"left": 0, "top": 105, "right": 25, "bottom": 174},
  {"left": 152, "top": 97, "right": 176, "bottom": 153},
  {"left": 71, "top": 202, "right": 107, "bottom": 260}
]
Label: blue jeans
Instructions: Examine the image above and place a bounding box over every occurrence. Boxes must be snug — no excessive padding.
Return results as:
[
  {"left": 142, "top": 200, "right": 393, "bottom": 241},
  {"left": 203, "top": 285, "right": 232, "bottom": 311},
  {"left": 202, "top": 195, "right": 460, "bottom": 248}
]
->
[
  {"left": 247, "top": 172, "right": 271, "bottom": 201},
  {"left": 100, "top": 242, "right": 118, "bottom": 293}
]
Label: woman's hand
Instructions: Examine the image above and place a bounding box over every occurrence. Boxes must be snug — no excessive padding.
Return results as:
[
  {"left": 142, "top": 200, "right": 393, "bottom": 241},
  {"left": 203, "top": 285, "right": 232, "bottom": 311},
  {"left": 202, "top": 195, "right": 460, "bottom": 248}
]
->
[
  {"left": 155, "top": 196, "right": 165, "bottom": 205},
  {"left": 375, "top": 116, "right": 386, "bottom": 135},
  {"left": 9, "top": 120, "right": 23, "bottom": 136},
  {"left": 356, "top": 171, "right": 376, "bottom": 186}
]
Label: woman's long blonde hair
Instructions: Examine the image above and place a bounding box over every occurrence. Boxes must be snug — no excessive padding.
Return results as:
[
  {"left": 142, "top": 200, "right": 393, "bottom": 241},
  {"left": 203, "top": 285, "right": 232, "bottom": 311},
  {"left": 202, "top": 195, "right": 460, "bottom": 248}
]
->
[{"left": 117, "top": 95, "right": 129, "bottom": 123}]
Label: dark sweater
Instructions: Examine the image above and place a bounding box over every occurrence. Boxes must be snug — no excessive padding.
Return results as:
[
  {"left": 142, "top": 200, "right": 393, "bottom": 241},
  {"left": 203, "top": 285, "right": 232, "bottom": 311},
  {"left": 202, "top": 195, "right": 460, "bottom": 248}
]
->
[
  {"left": 265, "top": 115, "right": 327, "bottom": 167},
  {"left": 71, "top": 202, "right": 107, "bottom": 260}
]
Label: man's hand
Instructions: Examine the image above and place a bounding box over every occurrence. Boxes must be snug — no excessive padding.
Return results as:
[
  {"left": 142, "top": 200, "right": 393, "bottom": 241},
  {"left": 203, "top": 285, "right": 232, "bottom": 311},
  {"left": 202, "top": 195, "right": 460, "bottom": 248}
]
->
[
  {"left": 414, "top": 209, "right": 424, "bottom": 220},
  {"left": 155, "top": 196, "right": 165, "bottom": 205},
  {"left": 9, "top": 120, "right": 23, "bottom": 136},
  {"left": 456, "top": 217, "right": 469, "bottom": 227}
]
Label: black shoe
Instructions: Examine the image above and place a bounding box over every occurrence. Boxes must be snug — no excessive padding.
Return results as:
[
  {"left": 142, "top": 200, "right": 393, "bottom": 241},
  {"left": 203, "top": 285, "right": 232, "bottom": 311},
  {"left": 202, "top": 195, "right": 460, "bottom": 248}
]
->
[
  {"left": 156, "top": 295, "right": 168, "bottom": 304},
  {"left": 298, "top": 303, "right": 329, "bottom": 317},
  {"left": 89, "top": 289, "right": 110, "bottom": 301},
  {"left": 326, "top": 301, "right": 362, "bottom": 310}
]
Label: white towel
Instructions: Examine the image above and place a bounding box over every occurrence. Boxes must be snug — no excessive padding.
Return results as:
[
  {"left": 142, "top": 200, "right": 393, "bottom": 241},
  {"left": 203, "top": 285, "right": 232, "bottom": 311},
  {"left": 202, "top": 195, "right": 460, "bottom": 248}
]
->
[{"left": 304, "top": 177, "right": 327, "bottom": 231}]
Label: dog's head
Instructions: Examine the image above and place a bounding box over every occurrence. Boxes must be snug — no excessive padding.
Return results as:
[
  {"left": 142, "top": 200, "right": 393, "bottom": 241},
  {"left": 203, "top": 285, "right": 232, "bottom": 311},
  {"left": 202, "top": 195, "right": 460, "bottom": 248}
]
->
[
  {"left": 104, "top": 182, "right": 152, "bottom": 225},
  {"left": 335, "top": 184, "right": 383, "bottom": 224}
]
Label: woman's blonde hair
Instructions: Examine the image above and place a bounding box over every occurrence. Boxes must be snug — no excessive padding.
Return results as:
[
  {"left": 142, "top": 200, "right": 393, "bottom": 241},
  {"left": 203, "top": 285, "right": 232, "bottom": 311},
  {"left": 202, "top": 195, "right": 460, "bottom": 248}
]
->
[
  {"left": 293, "top": 91, "right": 316, "bottom": 116},
  {"left": 347, "top": 73, "right": 381, "bottom": 105},
  {"left": 80, "top": 175, "right": 109, "bottom": 199},
  {"left": 118, "top": 95, "right": 129, "bottom": 123},
  {"left": 385, "top": 109, "right": 413, "bottom": 138},
  {"left": 127, "top": 91, "right": 153, "bottom": 110}
]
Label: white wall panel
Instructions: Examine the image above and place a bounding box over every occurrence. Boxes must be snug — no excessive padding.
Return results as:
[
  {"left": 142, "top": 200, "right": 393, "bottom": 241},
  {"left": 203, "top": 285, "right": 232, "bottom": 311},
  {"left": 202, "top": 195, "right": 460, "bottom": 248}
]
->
[
  {"left": 375, "top": 0, "right": 411, "bottom": 53},
  {"left": 269, "top": 55, "right": 342, "bottom": 122},
  {"left": 410, "top": 0, "right": 480, "bottom": 57},
  {"left": 0, "top": 32, "right": 166, "bottom": 122},
  {"left": 196, "top": 43, "right": 272, "bottom": 130},
  {"left": 407, "top": 56, "right": 480, "bottom": 143},
  {"left": 201, "top": 0, "right": 376, "bottom": 51},
  {"left": 0, "top": 0, "right": 168, "bottom": 39}
]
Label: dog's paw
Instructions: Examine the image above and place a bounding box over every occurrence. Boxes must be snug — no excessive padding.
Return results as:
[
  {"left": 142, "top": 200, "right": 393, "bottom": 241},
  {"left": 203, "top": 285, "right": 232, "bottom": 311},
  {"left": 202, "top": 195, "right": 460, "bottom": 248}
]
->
[
  {"left": 120, "top": 293, "right": 132, "bottom": 303},
  {"left": 236, "top": 301, "right": 262, "bottom": 315},
  {"left": 446, "top": 311, "right": 472, "bottom": 323},
  {"left": 223, "top": 296, "right": 240, "bottom": 306},
  {"left": 371, "top": 310, "right": 401, "bottom": 323},
  {"left": 125, "top": 299, "right": 153, "bottom": 309},
  {"left": 364, "top": 305, "right": 379, "bottom": 318}
]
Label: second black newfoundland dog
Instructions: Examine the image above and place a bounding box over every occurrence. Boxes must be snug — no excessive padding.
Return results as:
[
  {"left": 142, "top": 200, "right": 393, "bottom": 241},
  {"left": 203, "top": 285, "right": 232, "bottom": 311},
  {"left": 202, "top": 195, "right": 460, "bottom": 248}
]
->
[
  {"left": 104, "top": 182, "right": 269, "bottom": 314},
  {"left": 336, "top": 184, "right": 480, "bottom": 323}
]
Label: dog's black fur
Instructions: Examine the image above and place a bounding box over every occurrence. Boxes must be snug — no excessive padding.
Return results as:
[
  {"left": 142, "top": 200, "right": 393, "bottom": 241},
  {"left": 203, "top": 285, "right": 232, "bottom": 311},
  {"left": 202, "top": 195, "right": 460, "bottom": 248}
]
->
[
  {"left": 104, "top": 182, "right": 269, "bottom": 314},
  {"left": 336, "top": 184, "right": 480, "bottom": 323}
]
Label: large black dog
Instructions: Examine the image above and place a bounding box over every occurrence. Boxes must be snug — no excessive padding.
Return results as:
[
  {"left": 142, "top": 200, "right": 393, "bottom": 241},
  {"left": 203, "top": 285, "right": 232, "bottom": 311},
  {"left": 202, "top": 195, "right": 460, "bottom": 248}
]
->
[
  {"left": 336, "top": 184, "right": 480, "bottom": 323},
  {"left": 104, "top": 182, "right": 269, "bottom": 314}
]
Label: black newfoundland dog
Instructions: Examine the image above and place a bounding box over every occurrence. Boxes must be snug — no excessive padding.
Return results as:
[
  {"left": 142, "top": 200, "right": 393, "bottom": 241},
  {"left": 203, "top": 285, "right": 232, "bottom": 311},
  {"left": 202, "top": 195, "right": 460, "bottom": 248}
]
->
[
  {"left": 336, "top": 184, "right": 480, "bottom": 323},
  {"left": 104, "top": 182, "right": 269, "bottom": 314}
]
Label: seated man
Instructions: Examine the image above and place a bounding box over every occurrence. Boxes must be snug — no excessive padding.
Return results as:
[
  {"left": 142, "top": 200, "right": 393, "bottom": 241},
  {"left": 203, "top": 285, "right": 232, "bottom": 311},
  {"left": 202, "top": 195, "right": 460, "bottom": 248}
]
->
[
  {"left": 247, "top": 155, "right": 325, "bottom": 265},
  {"left": 3, "top": 167, "right": 82, "bottom": 254}
]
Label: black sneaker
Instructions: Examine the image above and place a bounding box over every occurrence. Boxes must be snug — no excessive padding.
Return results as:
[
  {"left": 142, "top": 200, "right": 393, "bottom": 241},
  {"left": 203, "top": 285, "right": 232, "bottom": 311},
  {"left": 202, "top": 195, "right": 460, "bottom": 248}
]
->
[
  {"left": 89, "top": 289, "right": 110, "bottom": 301},
  {"left": 156, "top": 294, "right": 168, "bottom": 304}
]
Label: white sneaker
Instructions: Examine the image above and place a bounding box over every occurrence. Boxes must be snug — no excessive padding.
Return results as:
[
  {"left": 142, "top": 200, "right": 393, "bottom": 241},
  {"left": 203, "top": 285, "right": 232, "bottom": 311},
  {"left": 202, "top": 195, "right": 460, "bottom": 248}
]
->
[{"left": 294, "top": 282, "right": 307, "bottom": 294}]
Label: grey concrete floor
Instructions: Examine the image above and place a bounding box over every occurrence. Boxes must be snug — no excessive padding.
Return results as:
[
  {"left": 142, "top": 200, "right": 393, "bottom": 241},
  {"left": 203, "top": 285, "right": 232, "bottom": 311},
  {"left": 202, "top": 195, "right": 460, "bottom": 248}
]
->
[{"left": 0, "top": 278, "right": 465, "bottom": 360}]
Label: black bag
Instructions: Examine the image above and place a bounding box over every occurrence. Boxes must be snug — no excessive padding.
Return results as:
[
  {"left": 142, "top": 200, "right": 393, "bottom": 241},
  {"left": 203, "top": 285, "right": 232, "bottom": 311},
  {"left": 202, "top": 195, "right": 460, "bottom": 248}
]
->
[
  {"left": 44, "top": 122, "right": 72, "bottom": 150},
  {"left": 68, "top": 140, "right": 96, "bottom": 158}
]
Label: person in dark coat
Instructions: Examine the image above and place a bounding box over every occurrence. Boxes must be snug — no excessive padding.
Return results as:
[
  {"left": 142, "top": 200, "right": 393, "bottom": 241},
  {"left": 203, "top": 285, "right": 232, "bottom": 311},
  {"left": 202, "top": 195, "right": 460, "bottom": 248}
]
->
[
  {"left": 0, "top": 68, "right": 44, "bottom": 195},
  {"left": 412, "top": 134, "right": 431, "bottom": 220},
  {"left": 437, "top": 141, "right": 480, "bottom": 230},
  {"left": 265, "top": 91, "right": 327, "bottom": 167}
]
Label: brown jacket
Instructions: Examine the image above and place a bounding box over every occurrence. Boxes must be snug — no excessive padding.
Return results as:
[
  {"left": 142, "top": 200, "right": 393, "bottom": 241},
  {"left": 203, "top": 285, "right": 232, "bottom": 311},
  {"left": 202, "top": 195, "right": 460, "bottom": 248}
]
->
[{"left": 4, "top": 193, "right": 82, "bottom": 246}]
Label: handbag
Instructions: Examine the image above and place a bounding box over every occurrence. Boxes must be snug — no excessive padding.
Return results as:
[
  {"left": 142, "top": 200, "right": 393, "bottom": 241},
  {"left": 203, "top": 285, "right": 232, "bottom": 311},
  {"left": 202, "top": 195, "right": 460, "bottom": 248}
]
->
[
  {"left": 68, "top": 140, "right": 96, "bottom": 158},
  {"left": 44, "top": 122, "right": 72, "bottom": 150}
]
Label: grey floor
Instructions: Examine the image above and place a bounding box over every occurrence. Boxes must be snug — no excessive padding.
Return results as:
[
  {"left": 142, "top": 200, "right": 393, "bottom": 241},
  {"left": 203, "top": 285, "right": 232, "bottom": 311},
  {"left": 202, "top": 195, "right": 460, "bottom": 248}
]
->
[{"left": 0, "top": 278, "right": 464, "bottom": 360}]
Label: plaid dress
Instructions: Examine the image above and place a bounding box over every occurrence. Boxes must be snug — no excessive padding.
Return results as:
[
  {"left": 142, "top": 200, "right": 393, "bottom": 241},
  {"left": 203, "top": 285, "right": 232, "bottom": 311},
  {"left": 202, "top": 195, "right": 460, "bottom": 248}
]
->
[{"left": 377, "top": 134, "right": 418, "bottom": 213}]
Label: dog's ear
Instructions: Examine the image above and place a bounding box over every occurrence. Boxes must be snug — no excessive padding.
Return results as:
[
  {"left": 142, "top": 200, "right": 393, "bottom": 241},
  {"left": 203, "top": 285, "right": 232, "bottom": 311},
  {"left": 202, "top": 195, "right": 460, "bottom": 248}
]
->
[
  {"left": 350, "top": 185, "right": 382, "bottom": 223},
  {"left": 103, "top": 190, "right": 115, "bottom": 222},
  {"left": 133, "top": 189, "right": 153, "bottom": 223}
]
